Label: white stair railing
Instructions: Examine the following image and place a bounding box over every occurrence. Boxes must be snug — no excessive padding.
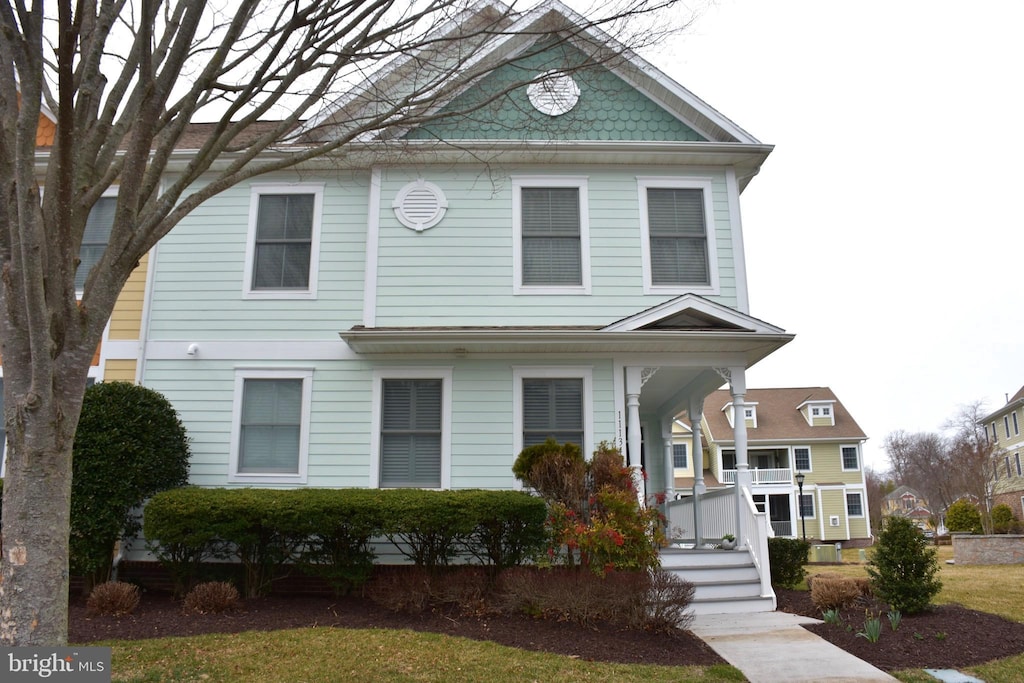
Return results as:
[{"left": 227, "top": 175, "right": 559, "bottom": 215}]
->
[{"left": 741, "top": 485, "right": 775, "bottom": 603}]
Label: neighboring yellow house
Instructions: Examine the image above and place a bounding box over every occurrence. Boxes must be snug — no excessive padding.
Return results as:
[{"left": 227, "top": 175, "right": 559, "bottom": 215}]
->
[
  {"left": 0, "top": 106, "right": 151, "bottom": 476},
  {"left": 881, "top": 485, "right": 934, "bottom": 532},
  {"left": 695, "top": 387, "right": 871, "bottom": 546},
  {"left": 980, "top": 386, "right": 1024, "bottom": 522}
]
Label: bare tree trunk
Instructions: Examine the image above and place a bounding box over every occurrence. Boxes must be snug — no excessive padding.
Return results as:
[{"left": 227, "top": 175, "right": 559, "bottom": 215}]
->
[{"left": 1, "top": 356, "right": 89, "bottom": 646}]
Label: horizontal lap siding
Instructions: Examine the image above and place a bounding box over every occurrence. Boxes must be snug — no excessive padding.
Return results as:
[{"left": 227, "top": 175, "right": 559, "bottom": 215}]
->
[
  {"left": 808, "top": 443, "right": 863, "bottom": 485},
  {"left": 148, "top": 173, "right": 369, "bottom": 340},
  {"left": 147, "top": 357, "right": 616, "bottom": 490},
  {"left": 374, "top": 166, "right": 736, "bottom": 326}
]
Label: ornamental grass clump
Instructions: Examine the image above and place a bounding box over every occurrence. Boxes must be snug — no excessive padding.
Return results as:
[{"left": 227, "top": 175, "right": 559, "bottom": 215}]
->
[
  {"left": 183, "top": 581, "right": 240, "bottom": 614},
  {"left": 810, "top": 576, "right": 861, "bottom": 611},
  {"left": 86, "top": 581, "right": 140, "bottom": 617}
]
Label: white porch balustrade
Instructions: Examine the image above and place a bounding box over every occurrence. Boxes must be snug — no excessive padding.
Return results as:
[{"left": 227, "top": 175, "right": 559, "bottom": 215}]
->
[{"left": 720, "top": 468, "right": 793, "bottom": 485}]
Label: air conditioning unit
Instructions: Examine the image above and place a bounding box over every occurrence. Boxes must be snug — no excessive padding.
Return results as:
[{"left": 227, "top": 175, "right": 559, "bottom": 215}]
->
[{"left": 829, "top": 515, "right": 840, "bottom": 527}]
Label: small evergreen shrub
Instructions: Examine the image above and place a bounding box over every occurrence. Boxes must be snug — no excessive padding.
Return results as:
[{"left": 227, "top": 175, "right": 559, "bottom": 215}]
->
[
  {"left": 867, "top": 516, "right": 941, "bottom": 614},
  {"left": 945, "top": 499, "right": 982, "bottom": 534},
  {"left": 86, "top": 581, "right": 141, "bottom": 617},
  {"left": 991, "top": 504, "right": 1018, "bottom": 534},
  {"left": 71, "top": 381, "right": 190, "bottom": 588},
  {"left": 768, "top": 537, "right": 811, "bottom": 588},
  {"left": 810, "top": 576, "right": 861, "bottom": 611},
  {"left": 183, "top": 581, "right": 240, "bottom": 614},
  {"left": 512, "top": 437, "right": 585, "bottom": 507}
]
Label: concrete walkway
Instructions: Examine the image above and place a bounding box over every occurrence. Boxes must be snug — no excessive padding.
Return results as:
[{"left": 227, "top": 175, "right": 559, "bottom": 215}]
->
[{"left": 691, "top": 612, "right": 898, "bottom": 682}]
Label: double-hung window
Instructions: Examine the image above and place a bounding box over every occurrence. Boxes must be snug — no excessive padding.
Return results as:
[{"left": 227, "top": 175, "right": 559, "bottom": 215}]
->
[
  {"left": 673, "top": 443, "right": 688, "bottom": 469},
  {"left": 638, "top": 177, "right": 718, "bottom": 294},
  {"left": 841, "top": 445, "right": 859, "bottom": 471},
  {"left": 77, "top": 195, "right": 117, "bottom": 291},
  {"left": 244, "top": 184, "right": 323, "bottom": 299},
  {"left": 230, "top": 369, "right": 313, "bottom": 483},
  {"left": 371, "top": 369, "right": 451, "bottom": 488},
  {"left": 846, "top": 492, "right": 864, "bottom": 517},
  {"left": 513, "top": 367, "right": 592, "bottom": 468},
  {"left": 512, "top": 177, "right": 590, "bottom": 294},
  {"left": 793, "top": 447, "right": 811, "bottom": 472},
  {"left": 799, "top": 493, "right": 815, "bottom": 518}
]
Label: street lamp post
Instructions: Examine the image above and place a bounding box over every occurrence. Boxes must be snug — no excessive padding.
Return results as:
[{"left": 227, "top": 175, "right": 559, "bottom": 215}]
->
[{"left": 795, "top": 471, "right": 806, "bottom": 541}]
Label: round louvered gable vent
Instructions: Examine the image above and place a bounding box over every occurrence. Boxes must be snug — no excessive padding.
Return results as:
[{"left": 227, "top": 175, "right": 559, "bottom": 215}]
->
[
  {"left": 527, "top": 70, "right": 580, "bottom": 116},
  {"left": 393, "top": 180, "right": 448, "bottom": 232}
]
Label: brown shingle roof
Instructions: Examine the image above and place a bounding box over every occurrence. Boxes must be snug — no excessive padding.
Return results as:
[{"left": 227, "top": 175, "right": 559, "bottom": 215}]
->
[{"left": 702, "top": 387, "right": 867, "bottom": 443}]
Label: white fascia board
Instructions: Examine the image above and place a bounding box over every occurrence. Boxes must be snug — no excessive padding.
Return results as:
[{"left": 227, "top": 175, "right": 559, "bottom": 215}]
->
[
  {"left": 602, "top": 293, "right": 786, "bottom": 333},
  {"left": 795, "top": 399, "right": 837, "bottom": 410}
]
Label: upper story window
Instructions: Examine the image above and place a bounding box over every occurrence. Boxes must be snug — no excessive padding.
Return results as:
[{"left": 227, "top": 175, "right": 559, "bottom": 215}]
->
[
  {"left": 793, "top": 447, "right": 811, "bottom": 472},
  {"left": 992, "top": 422, "right": 998, "bottom": 443},
  {"left": 244, "top": 184, "right": 323, "bottom": 299},
  {"left": 370, "top": 368, "right": 452, "bottom": 489},
  {"left": 229, "top": 368, "right": 313, "bottom": 483},
  {"left": 638, "top": 177, "right": 718, "bottom": 295},
  {"left": 1005, "top": 416, "right": 1012, "bottom": 439},
  {"left": 841, "top": 445, "right": 859, "bottom": 471},
  {"left": 77, "top": 195, "right": 116, "bottom": 291},
  {"left": 1014, "top": 411, "right": 1020, "bottom": 436},
  {"left": 512, "top": 177, "right": 590, "bottom": 294},
  {"left": 673, "top": 443, "right": 688, "bottom": 469}
]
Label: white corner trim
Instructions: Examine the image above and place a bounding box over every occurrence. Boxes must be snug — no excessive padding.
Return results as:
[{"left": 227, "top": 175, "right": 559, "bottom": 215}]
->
[{"left": 363, "top": 168, "right": 382, "bottom": 326}]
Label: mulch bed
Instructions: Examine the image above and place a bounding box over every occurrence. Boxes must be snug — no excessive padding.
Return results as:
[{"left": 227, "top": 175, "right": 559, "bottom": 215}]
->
[
  {"left": 70, "top": 588, "right": 1024, "bottom": 672},
  {"left": 776, "top": 588, "right": 1024, "bottom": 672},
  {"left": 69, "top": 592, "right": 724, "bottom": 667}
]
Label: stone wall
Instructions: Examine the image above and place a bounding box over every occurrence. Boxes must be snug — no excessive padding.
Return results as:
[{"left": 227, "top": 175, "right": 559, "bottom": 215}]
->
[{"left": 952, "top": 534, "right": 1024, "bottom": 565}]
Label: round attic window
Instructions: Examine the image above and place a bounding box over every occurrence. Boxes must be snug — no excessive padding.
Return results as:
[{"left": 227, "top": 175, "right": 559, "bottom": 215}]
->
[
  {"left": 527, "top": 70, "right": 580, "bottom": 116},
  {"left": 393, "top": 179, "right": 448, "bottom": 232}
]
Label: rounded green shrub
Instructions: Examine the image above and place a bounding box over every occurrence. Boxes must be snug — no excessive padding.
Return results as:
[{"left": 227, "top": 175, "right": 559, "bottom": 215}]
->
[
  {"left": 945, "top": 499, "right": 982, "bottom": 534},
  {"left": 867, "top": 516, "right": 941, "bottom": 614},
  {"left": 991, "top": 504, "right": 1018, "bottom": 534},
  {"left": 71, "top": 381, "right": 190, "bottom": 586}
]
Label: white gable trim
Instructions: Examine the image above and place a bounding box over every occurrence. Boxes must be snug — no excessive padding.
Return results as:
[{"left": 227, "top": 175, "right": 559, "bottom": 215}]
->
[{"left": 601, "top": 293, "right": 784, "bottom": 333}]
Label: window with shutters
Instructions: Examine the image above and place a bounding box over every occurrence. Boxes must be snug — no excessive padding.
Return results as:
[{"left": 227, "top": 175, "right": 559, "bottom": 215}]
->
[
  {"left": 370, "top": 369, "right": 451, "bottom": 488},
  {"left": 229, "top": 369, "right": 313, "bottom": 483},
  {"left": 638, "top": 177, "right": 718, "bottom": 294},
  {"left": 244, "top": 184, "right": 323, "bottom": 299},
  {"left": 512, "top": 367, "right": 592, "bottom": 467},
  {"left": 77, "top": 195, "right": 117, "bottom": 291},
  {"left": 512, "top": 177, "right": 590, "bottom": 294}
]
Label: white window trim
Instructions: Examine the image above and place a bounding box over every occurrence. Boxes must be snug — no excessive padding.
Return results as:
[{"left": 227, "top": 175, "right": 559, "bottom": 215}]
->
[
  {"left": 76, "top": 187, "right": 119, "bottom": 297},
  {"left": 846, "top": 491, "right": 865, "bottom": 518},
  {"left": 792, "top": 446, "right": 813, "bottom": 473},
  {"left": 1005, "top": 416, "right": 1012, "bottom": 439},
  {"left": 841, "top": 444, "right": 861, "bottom": 472},
  {"left": 511, "top": 176, "right": 591, "bottom": 295},
  {"left": 798, "top": 492, "right": 816, "bottom": 519},
  {"left": 1014, "top": 410, "right": 1020, "bottom": 436},
  {"left": 369, "top": 367, "right": 453, "bottom": 489},
  {"left": 637, "top": 176, "right": 720, "bottom": 295},
  {"left": 243, "top": 183, "right": 324, "bottom": 300},
  {"left": 512, "top": 366, "right": 594, "bottom": 485},
  {"left": 672, "top": 442, "right": 689, "bottom": 471},
  {"left": 228, "top": 367, "right": 314, "bottom": 484}
]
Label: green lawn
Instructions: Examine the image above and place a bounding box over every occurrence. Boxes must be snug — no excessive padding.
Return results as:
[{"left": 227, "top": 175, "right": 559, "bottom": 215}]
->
[
  {"left": 106, "top": 628, "right": 744, "bottom": 682},
  {"left": 807, "top": 544, "right": 1024, "bottom": 682},
  {"left": 99, "top": 546, "right": 1024, "bottom": 682}
]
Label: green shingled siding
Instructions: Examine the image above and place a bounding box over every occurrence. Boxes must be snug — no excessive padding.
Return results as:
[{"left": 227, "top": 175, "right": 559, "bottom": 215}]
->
[{"left": 405, "top": 42, "right": 704, "bottom": 142}]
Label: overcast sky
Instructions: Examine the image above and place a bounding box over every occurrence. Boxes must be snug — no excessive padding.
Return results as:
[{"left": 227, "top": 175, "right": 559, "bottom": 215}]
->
[{"left": 646, "top": 0, "right": 1024, "bottom": 470}]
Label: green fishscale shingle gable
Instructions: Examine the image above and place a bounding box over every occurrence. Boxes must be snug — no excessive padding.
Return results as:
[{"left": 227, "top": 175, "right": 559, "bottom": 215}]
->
[{"left": 404, "top": 41, "right": 705, "bottom": 142}]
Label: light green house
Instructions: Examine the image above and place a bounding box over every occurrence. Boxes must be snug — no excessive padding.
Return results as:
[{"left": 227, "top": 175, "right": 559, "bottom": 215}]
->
[{"left": 137, "top": 0, "right": 794, "bottom": 611}]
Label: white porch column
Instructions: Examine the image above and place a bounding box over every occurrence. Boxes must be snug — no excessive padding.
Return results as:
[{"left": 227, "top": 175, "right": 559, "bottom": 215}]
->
[
  {"left": 689, "top": 395, "right": 705, "bottom": 546},
  {"left": 625, "top": 367, "right": 645, "bottom": 505},
  {"left": 662, "top": 416, "right": 675, "bottom": 501},
  {"left": 716, "top": 366, "right": 749, "bottom": 547}
]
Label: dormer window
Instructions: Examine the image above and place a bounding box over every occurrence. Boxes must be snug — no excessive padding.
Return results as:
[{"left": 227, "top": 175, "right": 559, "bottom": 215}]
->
[
  {"left": 722, "top": 401, "right": 757, "bottom": 428},
  {"left": 798, "top": 400, "right": 835, "bottom": 426}
]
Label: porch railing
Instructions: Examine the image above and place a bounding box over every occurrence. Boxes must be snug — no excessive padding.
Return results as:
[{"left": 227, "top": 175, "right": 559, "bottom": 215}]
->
[
  {"left": 666, "top": 486, "right": 735, "bottom": 543},
  {"left": 770, "top": 520, "right": 794, "bottom": 537},
  {"left": 721, "top": 468, "right": 792, "bottom": 485},
  {"left": 741, "top": 486, "right": 775, "bottom": 604}
]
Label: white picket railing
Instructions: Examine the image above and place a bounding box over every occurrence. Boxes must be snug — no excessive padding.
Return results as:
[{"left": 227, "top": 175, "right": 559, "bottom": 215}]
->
[
  {"left": 721, "top": 468, "right": 793, "bottom": 485},
  {"left": 741, "top": 486, "right": 775, "bottom": 601}
]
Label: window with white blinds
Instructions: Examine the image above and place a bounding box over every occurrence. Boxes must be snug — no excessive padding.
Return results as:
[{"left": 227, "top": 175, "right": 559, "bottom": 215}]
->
[
  {"left": 380, "top": 379, "right": 443, "bottom": 488},
  {"left": 245, "top": 184, "right": 323, "bottom": 299},
  {"left": 77, "top": 196, "right": 116, "bottom": 291},
  {"left": 522, "top": 378, "right": 584, "bottom": 448},
  {"left": 521, "top": 187, "right": 581, "bottom": 286},
  {"left": 238, "top": 378, "right": 302, "bottom": 474},
  {"left": 252, "top": 194, "right": 314, "bottom": 289},
  {"left": 230, "top": 369, "right": 312, "bottom": 482},
  {"left": 647, "top": 187, "right": 708, "bottom": 286}
]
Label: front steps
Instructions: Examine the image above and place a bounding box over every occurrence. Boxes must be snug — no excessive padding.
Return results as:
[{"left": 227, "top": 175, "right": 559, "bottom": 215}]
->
[{"left": 660, "top": 546, "right": 776, "bottom": 615}]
